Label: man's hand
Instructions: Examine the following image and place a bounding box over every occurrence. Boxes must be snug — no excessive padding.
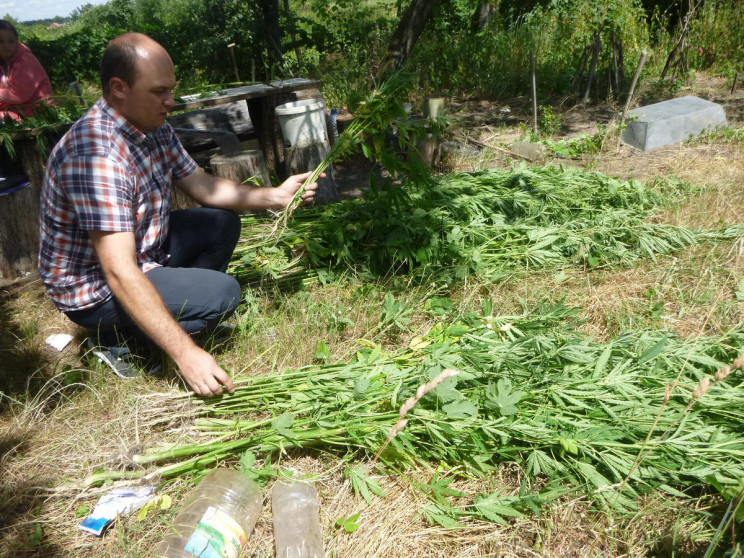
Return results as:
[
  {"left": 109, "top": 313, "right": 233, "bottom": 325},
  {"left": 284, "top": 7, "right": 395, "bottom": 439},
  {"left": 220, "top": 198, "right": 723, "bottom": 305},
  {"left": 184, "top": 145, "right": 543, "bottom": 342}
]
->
[
  {"left": 176, "top": 345, "right": 235, "bottom": 396},
  {"left": 274, "top": 171, "right": 322, "bottom": 207},
  {"left": 90, "top": 230, "right": 236, "bottom": 397}
]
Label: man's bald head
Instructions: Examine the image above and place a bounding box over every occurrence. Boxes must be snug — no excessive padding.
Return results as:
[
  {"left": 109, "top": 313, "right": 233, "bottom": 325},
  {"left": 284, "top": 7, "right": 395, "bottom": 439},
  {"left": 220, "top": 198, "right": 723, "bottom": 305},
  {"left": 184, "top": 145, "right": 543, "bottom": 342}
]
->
[{"left": 100, "top": 33, "right": 170, "bottom": 97}]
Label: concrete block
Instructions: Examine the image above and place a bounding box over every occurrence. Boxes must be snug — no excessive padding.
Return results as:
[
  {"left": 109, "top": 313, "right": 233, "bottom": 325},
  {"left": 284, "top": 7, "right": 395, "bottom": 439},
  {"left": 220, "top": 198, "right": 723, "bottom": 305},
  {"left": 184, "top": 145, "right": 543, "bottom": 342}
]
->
[
  {"left": 622, "top": 95, "right": 727, "bottom": 151},
  {"left": 510, "top": 141, "right": 548, "bottom": 162}
]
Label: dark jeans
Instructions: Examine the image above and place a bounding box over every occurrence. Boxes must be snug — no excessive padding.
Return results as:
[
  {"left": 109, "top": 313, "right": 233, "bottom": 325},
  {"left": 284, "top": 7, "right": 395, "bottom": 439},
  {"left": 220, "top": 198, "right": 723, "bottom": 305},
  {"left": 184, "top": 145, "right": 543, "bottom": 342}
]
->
[{"left": 66, "top": 208, "right": 242, "bottom": 347}]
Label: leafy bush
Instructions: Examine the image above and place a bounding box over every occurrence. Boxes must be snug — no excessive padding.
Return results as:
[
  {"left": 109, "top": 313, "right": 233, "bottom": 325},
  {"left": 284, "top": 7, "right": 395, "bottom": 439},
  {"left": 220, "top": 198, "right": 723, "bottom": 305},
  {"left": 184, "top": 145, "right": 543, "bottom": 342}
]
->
[{"left": 24, "top": 27, "right": 112, "bottom": 87}]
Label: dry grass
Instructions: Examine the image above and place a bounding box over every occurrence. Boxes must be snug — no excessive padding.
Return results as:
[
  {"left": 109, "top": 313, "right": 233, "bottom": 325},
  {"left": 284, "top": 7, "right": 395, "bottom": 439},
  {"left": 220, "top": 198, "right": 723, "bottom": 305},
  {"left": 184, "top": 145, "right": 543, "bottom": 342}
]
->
[{"left": 2, "top": 78, "right": 744, "bottom": 556}]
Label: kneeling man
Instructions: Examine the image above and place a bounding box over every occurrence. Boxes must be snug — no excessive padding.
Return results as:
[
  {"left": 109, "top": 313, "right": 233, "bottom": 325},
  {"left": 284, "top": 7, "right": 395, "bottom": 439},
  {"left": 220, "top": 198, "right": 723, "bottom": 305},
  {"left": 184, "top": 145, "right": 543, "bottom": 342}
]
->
[{"left": 39, "top": 33, "right": 317, "bottom": 396}]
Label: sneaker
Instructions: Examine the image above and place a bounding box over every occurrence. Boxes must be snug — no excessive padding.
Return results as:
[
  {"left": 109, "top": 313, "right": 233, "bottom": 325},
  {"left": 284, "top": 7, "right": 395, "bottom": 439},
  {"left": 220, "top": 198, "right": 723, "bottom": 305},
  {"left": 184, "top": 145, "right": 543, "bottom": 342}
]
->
[{"left": 84, "top": 339, "right": 162, "bottom": 379}]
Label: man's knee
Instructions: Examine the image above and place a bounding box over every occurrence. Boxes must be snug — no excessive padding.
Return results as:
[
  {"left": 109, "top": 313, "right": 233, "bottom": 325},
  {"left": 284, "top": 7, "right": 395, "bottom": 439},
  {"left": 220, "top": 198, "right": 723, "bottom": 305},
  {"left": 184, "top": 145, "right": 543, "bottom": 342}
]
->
[
  {"left": 218, "top": 273, "right": 242, "bottom": 317},
  {"left": 213, "top": 208, "right": 241, "bottom": 248}
]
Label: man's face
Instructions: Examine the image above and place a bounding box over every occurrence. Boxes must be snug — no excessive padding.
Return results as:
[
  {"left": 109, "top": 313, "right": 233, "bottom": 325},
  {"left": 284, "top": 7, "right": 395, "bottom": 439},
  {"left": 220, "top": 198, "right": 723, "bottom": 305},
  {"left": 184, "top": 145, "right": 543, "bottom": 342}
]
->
[{"left": 117, "top": 50, "right": 176, "bottom": 132}]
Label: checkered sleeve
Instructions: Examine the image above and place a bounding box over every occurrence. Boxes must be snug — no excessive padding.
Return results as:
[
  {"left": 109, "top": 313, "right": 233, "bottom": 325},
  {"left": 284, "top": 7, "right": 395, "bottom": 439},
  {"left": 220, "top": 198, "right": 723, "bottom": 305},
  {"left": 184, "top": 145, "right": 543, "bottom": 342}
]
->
[{"left": 60, "top": 155, "right": 135, "bottom": 232}]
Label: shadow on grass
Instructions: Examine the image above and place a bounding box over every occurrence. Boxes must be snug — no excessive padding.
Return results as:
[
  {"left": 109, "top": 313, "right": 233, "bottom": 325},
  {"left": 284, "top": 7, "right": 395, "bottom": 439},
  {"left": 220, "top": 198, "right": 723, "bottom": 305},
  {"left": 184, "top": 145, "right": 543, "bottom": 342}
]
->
[
  {"left": 0, "top": 293, "right": 52, "bottom": 409},
  {"left": 0, "top": 430, "right": 64, "bottom": 557},
  {"left": 0, "top": 284, "right": 88, "bottom": 416}
]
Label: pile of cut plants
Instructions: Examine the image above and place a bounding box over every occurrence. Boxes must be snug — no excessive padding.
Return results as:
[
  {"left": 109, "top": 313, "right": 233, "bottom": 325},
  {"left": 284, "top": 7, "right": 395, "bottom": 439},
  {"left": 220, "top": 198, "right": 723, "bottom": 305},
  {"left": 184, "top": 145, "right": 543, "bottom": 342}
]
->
[
  {"left": 79, "top": 162, "right": 744, "bottom": 542},
  {"left": 231, "top": 164, "right": 742, "bottom": 288},
  {"left": 95, "top": 301, "right": 744, "bottom": 530}
]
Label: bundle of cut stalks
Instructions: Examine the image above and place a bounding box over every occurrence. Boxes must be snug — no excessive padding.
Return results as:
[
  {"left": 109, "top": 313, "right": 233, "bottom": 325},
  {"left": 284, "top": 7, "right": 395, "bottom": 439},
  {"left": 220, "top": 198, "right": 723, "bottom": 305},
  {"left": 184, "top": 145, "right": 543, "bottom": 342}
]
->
[
  {"left": 271, "top": 73, "right": 413, "bottom": 235},
  {"left": 91, "top": 303, "right": 744, "bottom": 527}
]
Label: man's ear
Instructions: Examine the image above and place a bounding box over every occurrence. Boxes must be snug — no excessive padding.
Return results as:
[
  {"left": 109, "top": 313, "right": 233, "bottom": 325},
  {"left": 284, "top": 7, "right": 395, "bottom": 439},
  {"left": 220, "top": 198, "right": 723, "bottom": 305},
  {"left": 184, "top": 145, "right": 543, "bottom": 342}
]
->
[{"left": 108, "top": 77, "right": 129, "bottom": 101}]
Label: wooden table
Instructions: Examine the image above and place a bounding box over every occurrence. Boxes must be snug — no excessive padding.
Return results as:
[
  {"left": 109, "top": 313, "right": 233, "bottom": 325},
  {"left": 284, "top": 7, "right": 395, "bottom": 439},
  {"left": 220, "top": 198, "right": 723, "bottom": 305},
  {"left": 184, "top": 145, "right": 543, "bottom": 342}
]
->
[{"left": 172, "top": 78, "right": 323, "bottom": 171}]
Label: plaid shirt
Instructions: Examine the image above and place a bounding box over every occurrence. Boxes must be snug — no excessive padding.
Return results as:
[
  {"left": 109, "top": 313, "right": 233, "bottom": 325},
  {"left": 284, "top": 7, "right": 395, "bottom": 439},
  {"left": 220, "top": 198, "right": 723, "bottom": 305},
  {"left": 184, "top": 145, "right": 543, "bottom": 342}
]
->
[{"left": 38, "top": 98, "right": 197, "bottom": 312}]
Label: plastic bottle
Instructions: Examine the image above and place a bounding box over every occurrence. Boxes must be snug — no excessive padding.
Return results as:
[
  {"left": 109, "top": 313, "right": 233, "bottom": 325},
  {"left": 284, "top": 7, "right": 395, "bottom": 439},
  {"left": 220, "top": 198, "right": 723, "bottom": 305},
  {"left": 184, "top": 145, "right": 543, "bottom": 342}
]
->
[
  {"left": 153, "top": 468, "right": 262, "bottom": 558},
  {"left": 272, "top": 481, "right": 324, "bottom": 558}
]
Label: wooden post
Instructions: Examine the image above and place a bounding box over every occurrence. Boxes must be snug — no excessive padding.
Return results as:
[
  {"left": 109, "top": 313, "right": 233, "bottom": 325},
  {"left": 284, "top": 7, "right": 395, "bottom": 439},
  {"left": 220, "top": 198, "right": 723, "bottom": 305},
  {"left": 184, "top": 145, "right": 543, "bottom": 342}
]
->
[
  {"left": 412, "top": 130, "right": 440, "bottom": 168},
  {"left": 610, "top": 28, "right": 620, "bottom": 92},
  {"left": 733, "top": 73, "right": 739, "bottom": 94},
  {"left": 0, "top": 138, "right": 46, "bottom": 280},
  {"left": 251, "top": 59, "right": 256, "bottom": 83},
  {"left": 247, "top": 96, "right": 279, "bottom": 174},
  {"left": 424, "top": 97, "right": 445, "bottom": 119},
  {"left": 227, "top": 43, "right": 240, "bottom": 83},
  {"left": 210, "top": 149, "right": 272, "bottom": 187},
  {"left": 171, "top": 188, "right": 201, "bottom": 211},
  {"left": 622, "top": 50, "right": 648, "bottom": 118},
  {"left": 284, "top": 142, "right": 339, "bottom": 205},
  {"left": 530, "top": 51, "right": 538, "bottom": 135}
]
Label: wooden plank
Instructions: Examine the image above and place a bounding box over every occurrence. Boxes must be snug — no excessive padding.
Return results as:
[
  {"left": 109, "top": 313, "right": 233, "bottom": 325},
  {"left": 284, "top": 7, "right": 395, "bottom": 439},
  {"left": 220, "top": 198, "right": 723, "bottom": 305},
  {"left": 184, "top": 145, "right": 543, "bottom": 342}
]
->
[
  {"left": 172, "top": 79, "right": 322, "bottom": 112},
  {"left": 167, "top": 101, "right": 254, "bottom": 136}
]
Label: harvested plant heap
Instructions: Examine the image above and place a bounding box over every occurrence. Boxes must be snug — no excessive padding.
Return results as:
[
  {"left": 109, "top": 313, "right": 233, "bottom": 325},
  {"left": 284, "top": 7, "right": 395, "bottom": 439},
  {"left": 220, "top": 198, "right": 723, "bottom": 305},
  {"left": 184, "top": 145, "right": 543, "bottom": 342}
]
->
[
  {"left": 232, "top": 164, "right": 740, "bottom": 287},
  {"left": 100, "top": 303, "right": 744, "bottom": 525}
]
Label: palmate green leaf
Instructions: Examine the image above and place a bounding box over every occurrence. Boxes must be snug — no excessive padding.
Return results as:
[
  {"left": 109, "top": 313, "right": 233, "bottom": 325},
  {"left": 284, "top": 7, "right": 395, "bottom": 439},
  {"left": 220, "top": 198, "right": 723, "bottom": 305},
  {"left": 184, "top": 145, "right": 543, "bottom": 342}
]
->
[
  {"left": 593, "top": 342, "right": 614, "bottom": 376},
  {"left": 526, "top": 449, "right": 561, "bottom": 476},
  {"left": 471, "top": 493, "right": 526, "bottom": 525},
  {"left": 353, "top": 377, "right": 371, "bottom": 399},
  {"left": 638, "top": 337, "right": 668, "bottom": 364},
  {"left": 422, "top": 503, "right": 465, "bottom": 529},
  {"left": 431, "top": 375, "right": 462, "bottom": 403},
  {"left": 420, "top": 471, "right": 468, "bottom": 505},
  {"left": 484, "top": 378, "right": 524, "bottom": 416},
  {"left": 442, "top": 400, "right": 478, "bottom": 419},
  {"left": 346, "top": 466, "right": 386, "bottom": 504},
  {"left": 559, "top": 438, "right": 579, "bottom": 455}
]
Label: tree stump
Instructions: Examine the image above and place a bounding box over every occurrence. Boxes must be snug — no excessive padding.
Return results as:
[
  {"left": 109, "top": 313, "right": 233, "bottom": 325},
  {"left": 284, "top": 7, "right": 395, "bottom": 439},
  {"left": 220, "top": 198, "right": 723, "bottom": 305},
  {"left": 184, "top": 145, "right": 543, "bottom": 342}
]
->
[
  {"left": 284, "top": 141, "right": 339, "bottom": 205},
  {"left": 210, "top": 149, "right": 272, "bottom": 187},
  {"left": 171, "top": 187, "right": 201, "bottom": 211},
  {"left": 0, "top": 139, "right": 46, "bottom": 280}
]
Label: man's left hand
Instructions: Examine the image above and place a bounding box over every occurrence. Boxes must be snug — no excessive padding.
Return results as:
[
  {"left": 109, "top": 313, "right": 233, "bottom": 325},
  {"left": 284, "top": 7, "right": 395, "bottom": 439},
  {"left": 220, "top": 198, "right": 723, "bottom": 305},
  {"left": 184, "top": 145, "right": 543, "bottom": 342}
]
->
[{"left": 274, "top": 171, "right": 323, "bottom": 208}]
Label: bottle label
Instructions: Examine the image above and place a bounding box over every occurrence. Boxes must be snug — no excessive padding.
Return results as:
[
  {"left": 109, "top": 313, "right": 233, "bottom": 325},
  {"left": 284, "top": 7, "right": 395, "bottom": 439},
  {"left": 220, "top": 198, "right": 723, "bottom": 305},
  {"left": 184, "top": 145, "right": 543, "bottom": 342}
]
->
[{"left": 183, "top": 506, "right": 246, "bottom": 558}]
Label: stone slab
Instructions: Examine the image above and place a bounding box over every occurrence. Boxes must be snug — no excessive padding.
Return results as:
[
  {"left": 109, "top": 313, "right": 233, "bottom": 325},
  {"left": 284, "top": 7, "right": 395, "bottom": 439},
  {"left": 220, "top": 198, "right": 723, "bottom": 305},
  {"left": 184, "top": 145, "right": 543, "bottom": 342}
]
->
[{"left": 621, "top": 95, "right": 727, "bottom": 151}]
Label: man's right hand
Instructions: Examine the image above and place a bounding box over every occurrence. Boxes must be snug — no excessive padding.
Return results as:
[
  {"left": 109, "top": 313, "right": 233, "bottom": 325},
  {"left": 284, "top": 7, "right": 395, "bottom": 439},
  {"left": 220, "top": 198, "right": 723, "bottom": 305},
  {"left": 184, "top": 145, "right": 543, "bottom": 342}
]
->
[
  {"left": 90, "top": 230, "right": 236, "bottom": 397},
  {"left": 177, "top": 346, "right": 235, "bottom": 396}
]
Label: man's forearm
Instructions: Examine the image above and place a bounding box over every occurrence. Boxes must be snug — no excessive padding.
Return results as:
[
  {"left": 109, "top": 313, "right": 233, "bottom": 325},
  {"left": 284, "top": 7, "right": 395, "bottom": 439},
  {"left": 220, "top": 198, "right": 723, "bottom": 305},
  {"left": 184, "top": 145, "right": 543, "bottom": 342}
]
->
[
  {"left": 105, "top": 264, "right": 197, "bottom": 362},
  {"left": 175, "top": 168, "right": 316, "bottom": 211}
]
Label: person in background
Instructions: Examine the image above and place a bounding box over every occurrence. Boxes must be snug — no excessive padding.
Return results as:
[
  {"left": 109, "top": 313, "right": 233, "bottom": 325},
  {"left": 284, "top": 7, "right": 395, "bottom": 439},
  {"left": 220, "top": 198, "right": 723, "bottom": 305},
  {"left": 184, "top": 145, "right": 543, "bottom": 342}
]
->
[
  {"left": 0, "top": 20, "right": 53, "bottom": 121},
  {"left": 0, "top": 19, "right": 54, "bottom": 192}
]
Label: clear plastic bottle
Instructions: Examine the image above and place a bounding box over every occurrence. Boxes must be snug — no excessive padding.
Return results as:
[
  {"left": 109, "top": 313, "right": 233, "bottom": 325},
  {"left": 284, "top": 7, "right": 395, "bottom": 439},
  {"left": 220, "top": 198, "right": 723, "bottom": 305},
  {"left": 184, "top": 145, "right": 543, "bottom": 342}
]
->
[
  {"left": 272, "top": 481, "right": 324, "bottom": 558},
  {"left": 153, "top": 468, "right": 262, "bottom": 558}
]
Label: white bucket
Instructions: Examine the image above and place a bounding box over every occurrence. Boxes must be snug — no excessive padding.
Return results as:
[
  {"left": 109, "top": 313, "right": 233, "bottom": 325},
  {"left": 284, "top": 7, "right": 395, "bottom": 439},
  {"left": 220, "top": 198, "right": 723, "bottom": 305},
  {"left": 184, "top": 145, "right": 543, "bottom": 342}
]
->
[{"left": 275, "top": 98, "right": 328, "bottom": 148}]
